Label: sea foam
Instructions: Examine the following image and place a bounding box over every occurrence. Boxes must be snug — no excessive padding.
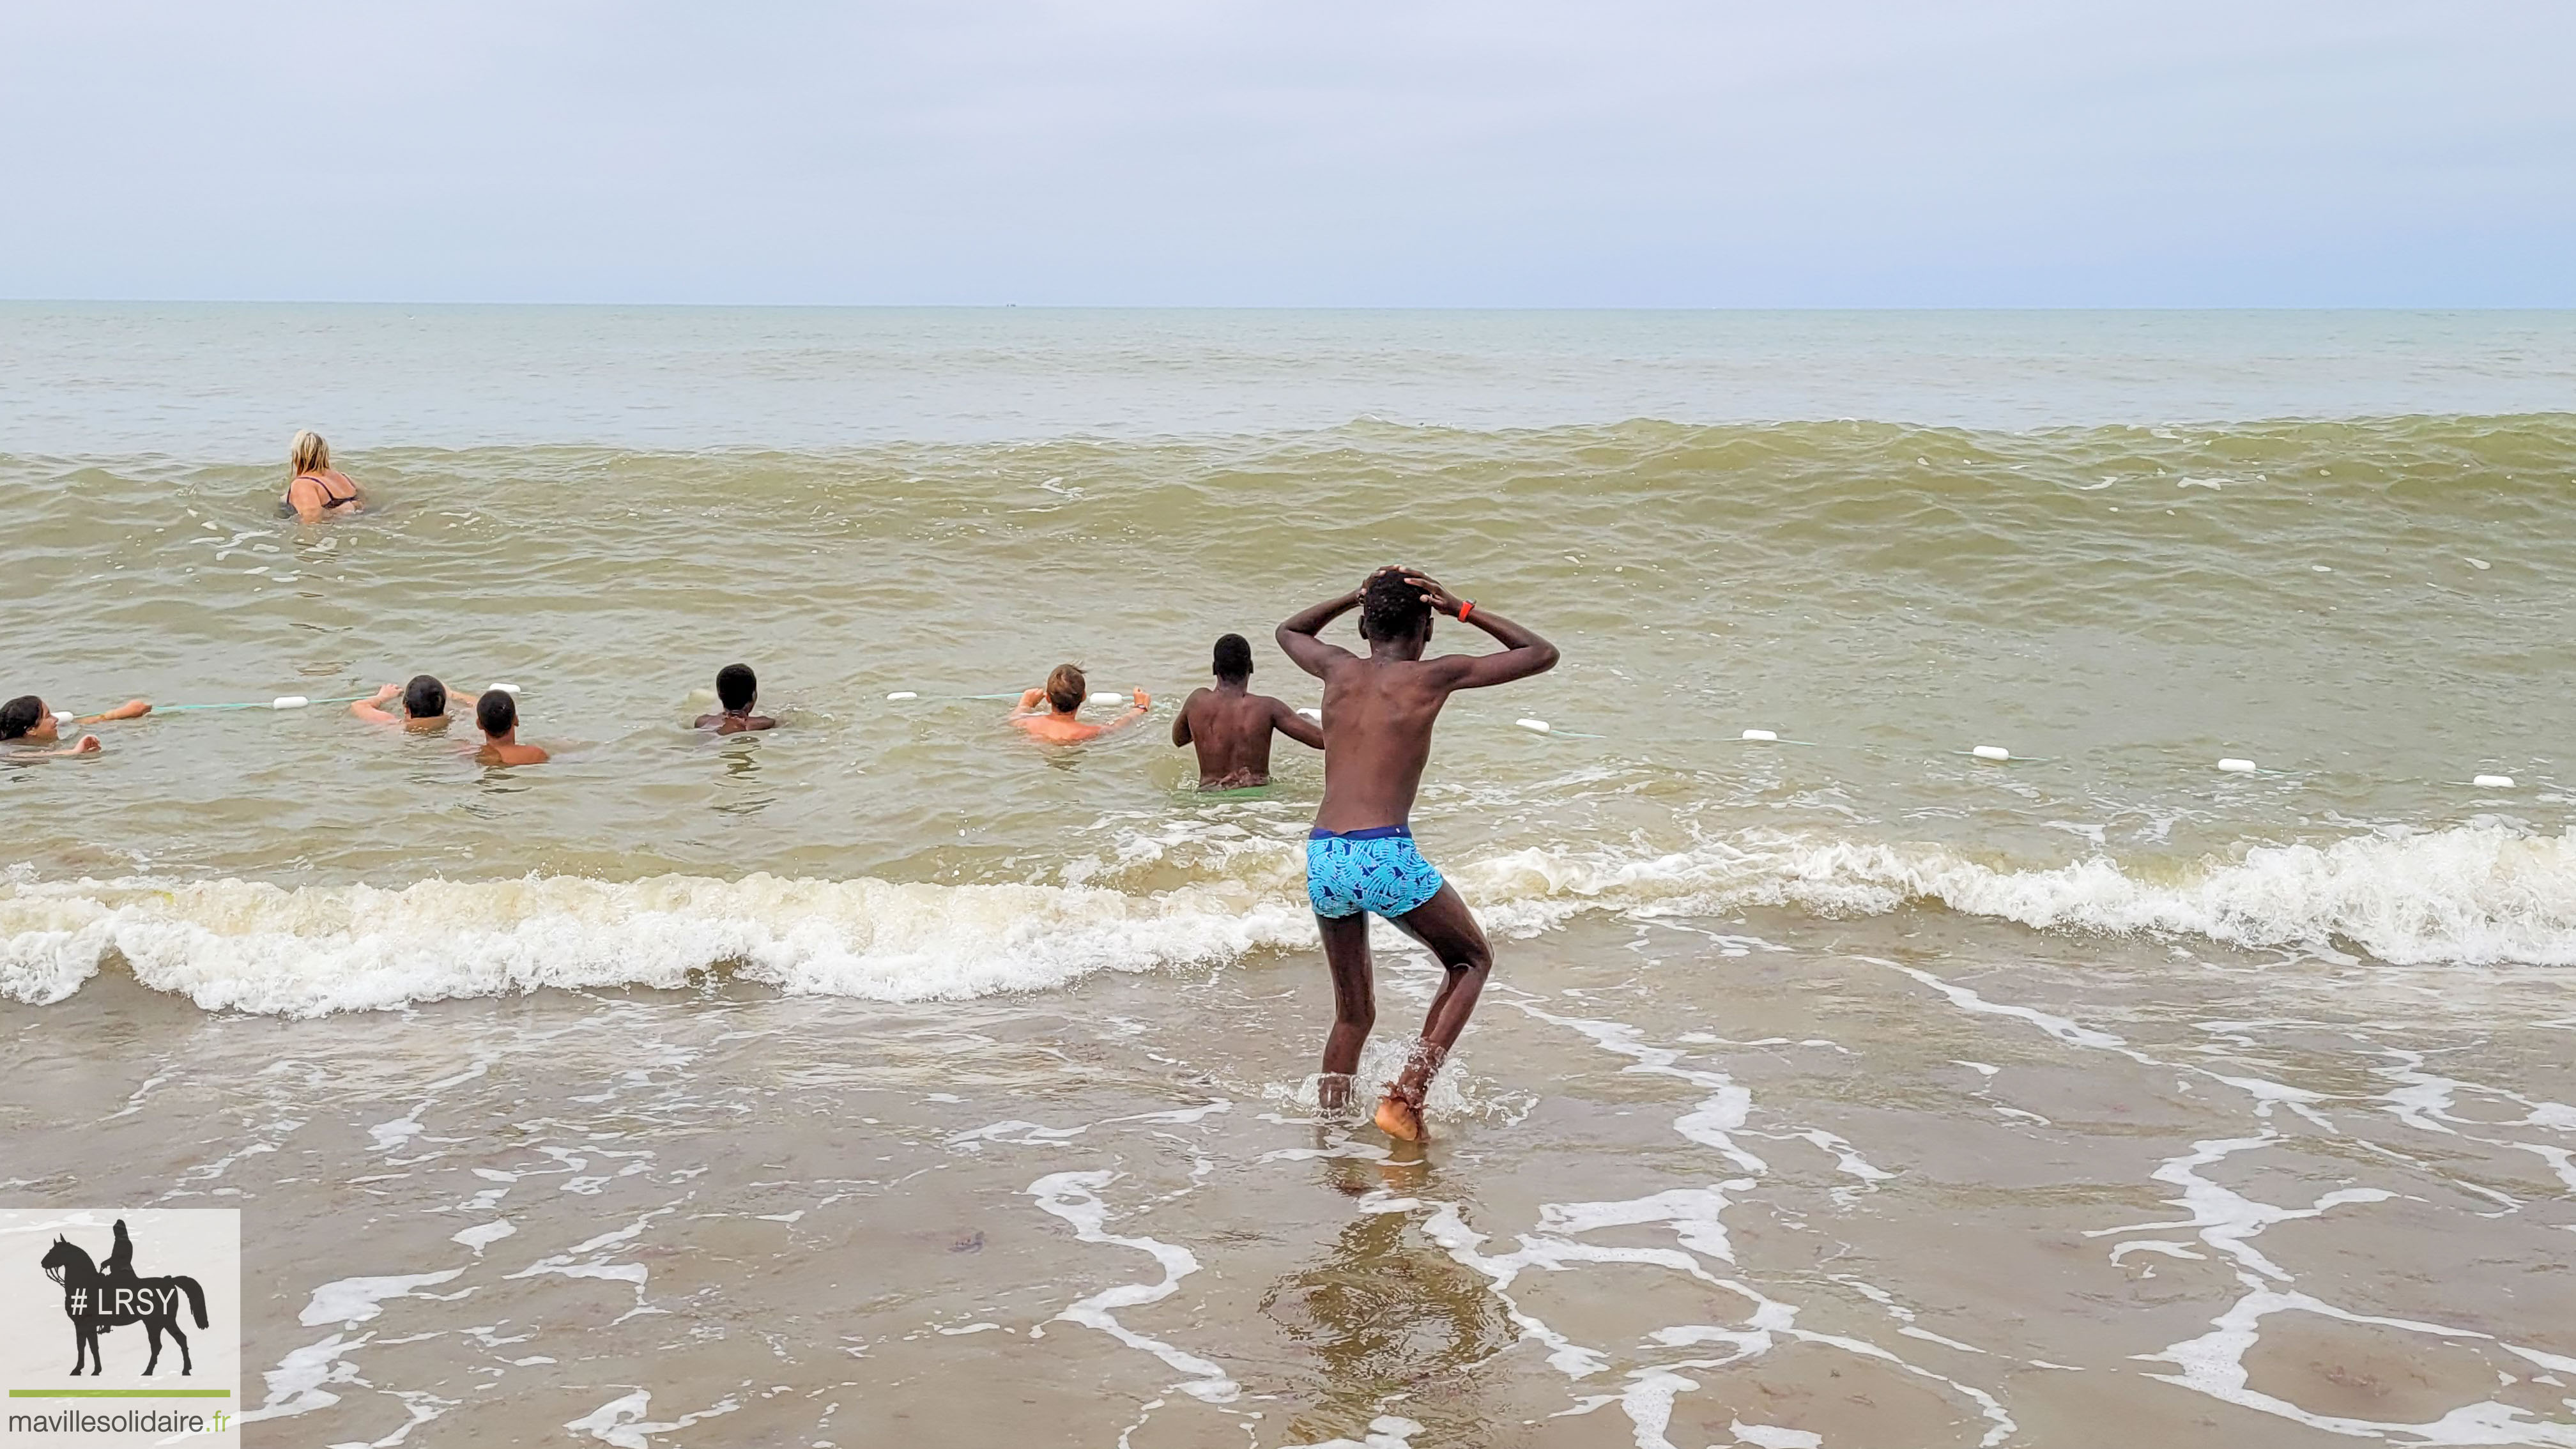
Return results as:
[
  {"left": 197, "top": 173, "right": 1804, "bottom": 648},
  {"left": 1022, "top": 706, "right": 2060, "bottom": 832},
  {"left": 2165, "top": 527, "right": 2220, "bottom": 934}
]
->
[{"left": 4, "top": 824, "right": 2572, "bottom": 1015}]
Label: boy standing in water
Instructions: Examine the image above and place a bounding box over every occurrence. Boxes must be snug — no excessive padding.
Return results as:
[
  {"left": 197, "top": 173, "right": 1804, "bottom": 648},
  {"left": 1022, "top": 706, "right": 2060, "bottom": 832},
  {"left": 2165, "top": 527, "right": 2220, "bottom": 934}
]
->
[
  {"left": 1278, "top": 566, "right": 1558, "bottom": 1141},
  {"left": 694, "top": 663, "right": 777, "bottom": 734},
  {"left": 1011, "top": 664, "right": 1149, "bottom": 744},
  {"left": 1172, "top": 632, "right": 1323, "bottom": 788}
]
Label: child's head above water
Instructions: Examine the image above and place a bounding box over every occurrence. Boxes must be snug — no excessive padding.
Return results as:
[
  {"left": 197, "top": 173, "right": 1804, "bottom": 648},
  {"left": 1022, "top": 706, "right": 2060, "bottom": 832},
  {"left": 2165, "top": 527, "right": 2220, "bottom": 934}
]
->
[
  {"left": 0, "top": 695, "right": 47, "bottom": 741},
  {"left": 1045, "top": 663, "right": 1087, "bottom": 714},
  {"left": 403, "top": 675, "right": 448, "bottom": 719},
  {"left": 476, "top": 689, "right": 518, "bottom": 737},
  {"left": 716, "top": 663, "right": 758, "bottom": 714}
]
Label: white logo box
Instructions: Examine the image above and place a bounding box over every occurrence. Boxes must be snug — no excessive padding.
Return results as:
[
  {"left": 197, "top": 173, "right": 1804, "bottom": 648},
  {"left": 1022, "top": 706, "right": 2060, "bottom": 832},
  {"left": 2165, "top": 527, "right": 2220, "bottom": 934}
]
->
[{"left": 0, "top": 1209, "right": 241, "bottom": 1446}]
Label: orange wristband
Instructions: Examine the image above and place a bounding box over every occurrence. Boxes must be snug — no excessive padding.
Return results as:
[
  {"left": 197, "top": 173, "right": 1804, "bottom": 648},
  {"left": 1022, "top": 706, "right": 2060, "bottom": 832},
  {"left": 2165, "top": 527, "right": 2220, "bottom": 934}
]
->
[{"left": 1457, "top": 600, "right": 1475, "bottom": 621}]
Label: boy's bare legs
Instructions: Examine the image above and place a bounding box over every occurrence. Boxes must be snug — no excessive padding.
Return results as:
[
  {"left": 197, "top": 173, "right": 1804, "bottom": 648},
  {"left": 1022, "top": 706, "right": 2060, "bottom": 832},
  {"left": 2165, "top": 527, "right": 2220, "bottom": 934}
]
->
[
  {"left": 1316, "top": 911, "right": 1377, "bottom": 1115},
  {"left": 1376, "top": 884, "right": 1494, "bottom": 1142}
]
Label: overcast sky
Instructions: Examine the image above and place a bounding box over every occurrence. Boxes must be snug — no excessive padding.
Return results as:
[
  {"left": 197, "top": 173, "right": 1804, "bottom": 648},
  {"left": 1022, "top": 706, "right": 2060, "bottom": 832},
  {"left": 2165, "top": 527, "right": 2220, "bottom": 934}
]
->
[{"left": 4, "top": 1, "right": 2568, "bottom": 306}]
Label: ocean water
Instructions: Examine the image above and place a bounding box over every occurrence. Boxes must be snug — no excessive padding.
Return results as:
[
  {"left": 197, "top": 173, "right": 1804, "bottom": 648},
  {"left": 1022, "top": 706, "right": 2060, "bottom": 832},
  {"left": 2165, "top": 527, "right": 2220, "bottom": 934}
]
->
[{"left": 5, "top": 306, "right": 2575, "bottom": 1446}]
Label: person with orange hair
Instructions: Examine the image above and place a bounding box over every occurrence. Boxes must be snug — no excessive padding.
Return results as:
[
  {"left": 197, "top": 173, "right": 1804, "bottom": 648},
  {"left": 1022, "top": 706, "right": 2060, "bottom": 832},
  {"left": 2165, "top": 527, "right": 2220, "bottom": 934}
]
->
[{"left": 1009, "top": 664, "right": 1148, "bottom": 744}]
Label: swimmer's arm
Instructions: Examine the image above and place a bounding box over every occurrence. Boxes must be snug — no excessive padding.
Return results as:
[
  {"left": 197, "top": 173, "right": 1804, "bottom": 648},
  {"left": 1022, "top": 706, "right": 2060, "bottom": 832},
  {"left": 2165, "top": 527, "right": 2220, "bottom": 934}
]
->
[
  {"left": 351, "top": 684, "right": 404, "bottom": 724},
  {"left": 1171, "top": 691, "right": 1204, "bottom": 746},
  {"left": 75, "top": 699, "right": 151, "bottom": 724},
  {"left": 17, "top": 736, "right": 103, "bottom": 758},
  {"left": 1407, "top": 572, "right": 1559, "bottom": 690},
  {"left": 1277, "top": 588, "right": 1364, "bottom": 680},
  {"left": 1009, "top": 688, "right": 1047, "bottom": 720},
  {"left": 1270, "top": 698, "right": 1325, "bottom": 749},
  {"left": 1096, "top": 691, "right": 1151, "bottom": 737}
]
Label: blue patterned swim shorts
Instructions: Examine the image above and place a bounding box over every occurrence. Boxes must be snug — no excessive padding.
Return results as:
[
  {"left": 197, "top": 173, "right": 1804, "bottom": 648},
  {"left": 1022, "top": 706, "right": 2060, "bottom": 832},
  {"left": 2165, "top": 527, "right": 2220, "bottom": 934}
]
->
[{"left": 1305, "top": 825, "right": 1446, "bottom": 920}]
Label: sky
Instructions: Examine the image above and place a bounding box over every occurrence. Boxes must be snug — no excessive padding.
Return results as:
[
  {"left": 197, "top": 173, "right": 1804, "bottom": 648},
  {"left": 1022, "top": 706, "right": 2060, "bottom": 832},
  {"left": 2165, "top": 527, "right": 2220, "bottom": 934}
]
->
[{"left": 3, "top": 1, "right": 2569, "bottom": 307}]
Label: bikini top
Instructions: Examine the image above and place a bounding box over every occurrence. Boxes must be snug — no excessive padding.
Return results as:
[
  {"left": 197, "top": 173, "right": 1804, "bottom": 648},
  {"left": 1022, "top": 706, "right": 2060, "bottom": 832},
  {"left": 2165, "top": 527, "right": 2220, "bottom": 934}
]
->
[{"left": 283, "top": 472, "right": 358, "bottom": 513}]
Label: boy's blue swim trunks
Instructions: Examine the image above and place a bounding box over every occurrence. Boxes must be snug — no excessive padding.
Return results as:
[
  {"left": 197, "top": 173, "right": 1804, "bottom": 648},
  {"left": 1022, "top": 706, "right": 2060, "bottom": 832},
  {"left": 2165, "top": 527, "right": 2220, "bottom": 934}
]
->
[{"left": 1305, "top": 825, "right": 1445, "bottom": 919}]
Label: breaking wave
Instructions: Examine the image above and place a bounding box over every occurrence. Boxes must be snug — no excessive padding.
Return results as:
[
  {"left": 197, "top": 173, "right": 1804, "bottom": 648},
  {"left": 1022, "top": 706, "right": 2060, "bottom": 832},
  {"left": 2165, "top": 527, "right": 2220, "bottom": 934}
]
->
[{"left": 5, "top": 824, "right": 2570, "bottom": 1016}]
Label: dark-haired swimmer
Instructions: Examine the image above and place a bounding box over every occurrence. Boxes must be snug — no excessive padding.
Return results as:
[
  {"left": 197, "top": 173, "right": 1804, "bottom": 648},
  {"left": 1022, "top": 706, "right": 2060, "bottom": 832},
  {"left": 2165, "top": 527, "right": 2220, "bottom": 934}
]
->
[
  {"left": 1278, "top": 566, "right": 1558, "bottom": 1142},
  {"left": 352, "top": 675, "right": 466, "bottom": 732},
  {"left": 694, "top": 663, "right": 777, "bottom": 734},
  {"left": 0, "top": 694, "right": 151, "bottom": 756},
  {"left": 473, "top": 689, "right": 548, "bottom": 766},
  {"left": 1011, "top": 663, "right": 1148, "bottom": 744},
  {"left": 1172, "top": 632, "right": 1321, "bottom": 789}
]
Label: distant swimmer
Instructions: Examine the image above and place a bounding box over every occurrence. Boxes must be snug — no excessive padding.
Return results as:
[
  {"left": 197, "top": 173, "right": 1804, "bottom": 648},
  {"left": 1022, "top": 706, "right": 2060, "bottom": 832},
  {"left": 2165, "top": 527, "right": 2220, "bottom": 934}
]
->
[
  {"left": 0, "top": 694, "right": 151, "bottom": 756},
  {"left": 281, "top": 429, "right": 362, "bottom": 522},
  {"left": 473, "top": 689, "right": 549, "bottom": 765},
  {"left": 1011, "top": 664, "right": 1149, "bottom": 744},
  {"left": 1278, "top": 566, "right": 1558, "bottom": 1142},
  {"left": 1172, "top": 632, "right": 1323, "bottom": 789},
  {"left": 694, "top": 663, "right": 778, "bottom": 734},
  {"left": 352, "top": 676, "right": 466, "bottom": 732}
]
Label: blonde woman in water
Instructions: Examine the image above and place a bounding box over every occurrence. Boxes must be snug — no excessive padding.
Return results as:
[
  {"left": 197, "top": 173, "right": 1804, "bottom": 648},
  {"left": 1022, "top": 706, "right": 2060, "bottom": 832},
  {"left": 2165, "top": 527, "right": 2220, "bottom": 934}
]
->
[{"left": 281, "top": 429, "right": 363, "bottom": 522}]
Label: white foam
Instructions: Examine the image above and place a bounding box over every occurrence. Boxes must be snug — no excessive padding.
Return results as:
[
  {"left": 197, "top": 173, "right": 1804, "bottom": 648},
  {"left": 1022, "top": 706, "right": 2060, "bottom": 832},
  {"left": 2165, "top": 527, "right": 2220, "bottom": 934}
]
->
[
  {"left": 1733, "top": 1424, "right": 1822, "bottom": 1449},
  {"left": 1026, "top": 1170, "right": 1239, "bottom": 1403},
  {"left": 452, "top": 1220, "right": 516, "bottom": 1255},
  {"left": 1287, "top": 1416, "right": 1425, "bottom": 1449},
  {"left": 9, "top": 823, "right": 2576, "bottom": 1016},
  {"left": 565, "top": 1390, "right": 740, "bottom": 1449},
  {"left": 2141, "top": 1289, "right": 2576, "bottom": 1446},
  {"left": 298, "top": 1270, "right": 463, "bottom": 1328},
  {"left": 0, "top": 869, "right": 1322, "bottom": 1015}
]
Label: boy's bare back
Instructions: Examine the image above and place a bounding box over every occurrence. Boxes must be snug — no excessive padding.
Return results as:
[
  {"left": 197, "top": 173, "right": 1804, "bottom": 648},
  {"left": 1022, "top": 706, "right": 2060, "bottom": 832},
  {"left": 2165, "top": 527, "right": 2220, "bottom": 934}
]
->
[{"left": 1174, "top": 686, "right": 1322, "bottom": 789}]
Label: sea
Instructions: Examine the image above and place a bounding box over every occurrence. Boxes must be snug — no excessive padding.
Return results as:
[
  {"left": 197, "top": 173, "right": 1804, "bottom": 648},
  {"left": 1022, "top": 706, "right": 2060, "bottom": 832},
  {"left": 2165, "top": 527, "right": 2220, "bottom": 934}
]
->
[{"left": 4, "top": 305, "right": 2573, "bottom": 1447}]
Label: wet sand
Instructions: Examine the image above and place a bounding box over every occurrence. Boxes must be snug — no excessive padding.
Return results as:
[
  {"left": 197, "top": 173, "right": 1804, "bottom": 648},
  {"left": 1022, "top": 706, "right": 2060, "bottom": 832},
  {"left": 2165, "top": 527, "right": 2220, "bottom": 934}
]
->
[{"left": 12, "top": 912, "right": 2573, "bottom": 1447}]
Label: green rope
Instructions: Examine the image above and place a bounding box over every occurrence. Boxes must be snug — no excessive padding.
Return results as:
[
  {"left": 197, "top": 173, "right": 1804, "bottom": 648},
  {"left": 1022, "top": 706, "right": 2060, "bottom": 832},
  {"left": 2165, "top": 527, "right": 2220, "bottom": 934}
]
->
[{"left": 156, "top": 694, "right": 375, "bottom": 714}]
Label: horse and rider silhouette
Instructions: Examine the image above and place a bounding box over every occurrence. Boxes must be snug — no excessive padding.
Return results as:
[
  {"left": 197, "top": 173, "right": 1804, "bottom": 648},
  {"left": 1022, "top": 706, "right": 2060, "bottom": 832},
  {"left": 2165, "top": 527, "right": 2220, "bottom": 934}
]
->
[{"left": 38, "top": 1220, "right": 210, "bottom": 1377}]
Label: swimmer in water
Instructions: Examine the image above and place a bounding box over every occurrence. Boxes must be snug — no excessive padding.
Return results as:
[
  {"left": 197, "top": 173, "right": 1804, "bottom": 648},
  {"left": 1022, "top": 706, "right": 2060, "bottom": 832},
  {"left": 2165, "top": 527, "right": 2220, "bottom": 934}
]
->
[
  {"left": 1011, "top": 664, "right": 1149, "bottom": 744},
  {"left": 281, "top": 429, "right": 363, "bottom": 523},
  {"left": 1278, "top": 566, "right": 1559, "bottom": 1142},
  {"left": 1172, "top": 632, "right": 1323, "bottom": 789},
  {"left": 0, "top": 694, "right": 151, "bottom": 756},
  {"left": 352, "top": 676, "right": 466, "bottom": 732},
  {"left": 473, "top": 689, "right": 549, "bottom": 765},
  {"left": 693, "top": 663, "right": 777, "bottom": 734}
]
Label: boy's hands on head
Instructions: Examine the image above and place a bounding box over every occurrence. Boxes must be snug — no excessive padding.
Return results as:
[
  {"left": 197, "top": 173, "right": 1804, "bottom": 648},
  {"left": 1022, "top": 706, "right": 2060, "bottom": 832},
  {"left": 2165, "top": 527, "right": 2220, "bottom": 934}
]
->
[{"left": 1401, "top": 569, "right": 1464, "bottom": 618}]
